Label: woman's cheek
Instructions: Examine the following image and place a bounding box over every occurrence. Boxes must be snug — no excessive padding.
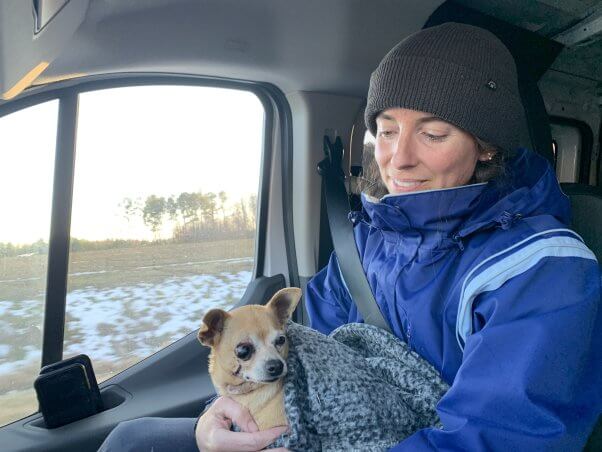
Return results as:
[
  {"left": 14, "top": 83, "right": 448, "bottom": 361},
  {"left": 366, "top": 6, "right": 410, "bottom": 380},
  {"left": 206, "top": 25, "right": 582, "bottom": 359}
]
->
[
  {"left": 374, "top": 145, "right": 389, "bottom": 169},
  {"left": 452, "top": 161, "right": 478, "bottom": 186},
  {"left": 371, "top": 149, "right": 388, "bottom": 189}
]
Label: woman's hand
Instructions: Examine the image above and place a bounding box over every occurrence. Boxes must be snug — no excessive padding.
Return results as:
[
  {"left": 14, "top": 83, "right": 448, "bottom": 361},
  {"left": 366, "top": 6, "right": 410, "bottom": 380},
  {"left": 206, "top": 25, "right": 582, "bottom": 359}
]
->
[{"left": 195, "top": 396, "right": 289, "bottom": 452}]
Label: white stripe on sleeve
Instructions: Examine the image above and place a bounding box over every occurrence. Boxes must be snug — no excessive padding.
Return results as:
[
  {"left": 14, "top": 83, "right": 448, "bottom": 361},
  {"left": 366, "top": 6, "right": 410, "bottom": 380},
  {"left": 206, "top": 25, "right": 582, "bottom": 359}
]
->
[{"left": 456, "top": 231, "right": 597, "bottom": 350}]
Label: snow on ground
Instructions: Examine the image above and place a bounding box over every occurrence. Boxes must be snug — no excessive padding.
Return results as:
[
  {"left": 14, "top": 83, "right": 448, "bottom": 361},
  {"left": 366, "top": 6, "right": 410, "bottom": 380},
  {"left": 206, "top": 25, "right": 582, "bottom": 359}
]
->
[{"left": 0, "top": 270, "right": 251, "bottom": 380}]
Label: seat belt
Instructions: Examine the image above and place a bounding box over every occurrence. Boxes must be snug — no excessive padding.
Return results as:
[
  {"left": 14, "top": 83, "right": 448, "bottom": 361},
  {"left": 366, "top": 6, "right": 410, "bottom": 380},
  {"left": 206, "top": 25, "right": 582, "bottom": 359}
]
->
[{"left": 317, "top": 135, "right": 392, "bottom": 333}]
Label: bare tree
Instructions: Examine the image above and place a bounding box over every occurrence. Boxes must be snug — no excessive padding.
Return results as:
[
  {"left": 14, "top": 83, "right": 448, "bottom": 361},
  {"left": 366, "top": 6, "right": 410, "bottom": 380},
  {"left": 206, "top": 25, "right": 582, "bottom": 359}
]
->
[
  {"left": 119, "top": 197, "right": 142, "bottom": 223},
  {"left": 248, "top": 194, "right": 257, "bottom": 227},
  {"left": 177, "top": 192, "right": 200, "bottom": 224},
  {"left": 217, "top": 191, "right": 229, "bottom": 229},
  {"left": 202, "top": 192, "right": 217, "bottom": 226},
  {"left": 142, "top": 195, "right": 166, "bottom": 239},
  {"left": 166, "top": 196, "right": 179, "bottom": 222}
]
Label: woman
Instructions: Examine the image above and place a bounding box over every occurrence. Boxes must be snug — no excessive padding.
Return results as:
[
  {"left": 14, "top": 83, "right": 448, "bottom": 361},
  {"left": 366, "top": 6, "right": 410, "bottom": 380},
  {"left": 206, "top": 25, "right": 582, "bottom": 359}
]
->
[
  {"left": 305, "top": 23, "right": 600, "bottom": 451},
  {"left": 101, "top": 23, "right": 601, "bottom": 452}
]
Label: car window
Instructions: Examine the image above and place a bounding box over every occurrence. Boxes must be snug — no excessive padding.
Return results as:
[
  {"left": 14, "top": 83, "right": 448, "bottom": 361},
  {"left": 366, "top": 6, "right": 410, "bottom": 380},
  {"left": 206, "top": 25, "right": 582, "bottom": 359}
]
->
[
  {"left": 551, "top": 122, "right": 584, "bottom": 183},
  {"left": 66, "top": 85, "right": 264, "bottom": 382},
  {"left": 0, "top": 84, "right": 265, "bottom": 426},
  {"left": 0, "top": 100, "right": 59, "bottom": 427}
]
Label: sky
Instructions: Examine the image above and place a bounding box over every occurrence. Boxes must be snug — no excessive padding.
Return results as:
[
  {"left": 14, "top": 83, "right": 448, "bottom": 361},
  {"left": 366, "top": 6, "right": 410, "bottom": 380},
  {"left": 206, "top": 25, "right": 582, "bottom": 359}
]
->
[{"left": 0, "top": 86, "right": 264, "bottom": 244}]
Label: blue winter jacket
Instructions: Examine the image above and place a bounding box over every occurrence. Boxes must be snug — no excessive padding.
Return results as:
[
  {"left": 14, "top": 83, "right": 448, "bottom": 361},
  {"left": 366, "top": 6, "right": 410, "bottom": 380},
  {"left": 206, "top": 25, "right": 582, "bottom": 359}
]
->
[{"left": 305, "top": 148, "right": 601, "bottom": 451}]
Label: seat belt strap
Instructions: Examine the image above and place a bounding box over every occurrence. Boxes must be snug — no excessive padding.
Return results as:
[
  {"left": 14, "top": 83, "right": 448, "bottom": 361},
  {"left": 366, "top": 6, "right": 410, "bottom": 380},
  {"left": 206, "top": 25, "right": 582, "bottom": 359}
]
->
[{"left": 317, "top": 135, "right": 392, "bottom": 333}]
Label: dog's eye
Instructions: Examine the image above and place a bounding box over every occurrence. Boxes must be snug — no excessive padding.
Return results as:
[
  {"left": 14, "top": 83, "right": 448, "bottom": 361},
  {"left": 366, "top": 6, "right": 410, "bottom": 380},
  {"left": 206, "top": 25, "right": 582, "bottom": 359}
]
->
[
  {"left": 275, "top": 335, "right": 286, "bottom": 346},
  {"left": 235, "top": 343, "right": 254, "bottom": 360}
]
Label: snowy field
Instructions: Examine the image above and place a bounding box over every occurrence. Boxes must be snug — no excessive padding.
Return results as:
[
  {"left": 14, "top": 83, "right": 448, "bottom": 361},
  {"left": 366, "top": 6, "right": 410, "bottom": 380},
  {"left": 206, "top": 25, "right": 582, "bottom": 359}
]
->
[
  {"left": 0, "top": 239, "right": 255, "bottom": 425},
  {"left": 0, "top": 268, "right": 251, "bottom": 387}
]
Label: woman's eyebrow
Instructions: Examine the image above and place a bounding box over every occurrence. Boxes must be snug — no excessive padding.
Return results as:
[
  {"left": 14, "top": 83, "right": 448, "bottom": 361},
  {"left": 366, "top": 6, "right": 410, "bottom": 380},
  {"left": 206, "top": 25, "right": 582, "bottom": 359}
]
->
[
  {"left": 377, "top": 113, "right": 396, "bottom": 122},
  {"left": 377, "top": 114, "right": 448, "bottom": 125},
  {"left": 416, "top": 116, "right": 448, "bottom": 126}
]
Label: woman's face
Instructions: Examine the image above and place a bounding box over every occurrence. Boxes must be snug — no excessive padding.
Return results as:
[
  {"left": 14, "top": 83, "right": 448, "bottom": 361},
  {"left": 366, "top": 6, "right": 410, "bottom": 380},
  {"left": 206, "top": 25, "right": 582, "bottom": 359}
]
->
[{"left": 374, "top": 108, "right": 489, "bottom": 194}]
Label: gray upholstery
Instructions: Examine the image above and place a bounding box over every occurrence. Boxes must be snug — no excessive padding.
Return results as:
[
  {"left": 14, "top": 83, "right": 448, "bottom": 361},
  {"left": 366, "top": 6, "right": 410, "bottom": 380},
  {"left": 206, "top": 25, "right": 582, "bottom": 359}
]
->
[
  {"left": 561, "top": 183, "right": 602, "bottom": 451},
  {"left": 561, "top": 183, "right": 602, "bottom": 262}
]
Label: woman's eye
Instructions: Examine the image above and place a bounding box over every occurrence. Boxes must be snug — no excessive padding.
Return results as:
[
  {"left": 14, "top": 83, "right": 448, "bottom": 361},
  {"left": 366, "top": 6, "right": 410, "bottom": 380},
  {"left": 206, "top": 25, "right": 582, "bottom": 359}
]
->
[
  {"left": 378, "top": 130, "right": 395, "bottom": 138},
  {"left": 275, "top": 335, "right": 286, "bottom": 346},
  {"left": 235, "top": 343, "right": 254, "bottom": 360},
  {"left": 423, "top": 133, "right": 447, "bottom": 142}
]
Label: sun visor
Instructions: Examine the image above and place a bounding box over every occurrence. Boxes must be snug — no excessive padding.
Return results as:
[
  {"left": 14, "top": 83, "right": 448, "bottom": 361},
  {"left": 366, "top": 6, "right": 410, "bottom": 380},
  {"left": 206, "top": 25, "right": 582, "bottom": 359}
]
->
[{"left": 0, "top": 0, "right": 89, "bottom": 100}]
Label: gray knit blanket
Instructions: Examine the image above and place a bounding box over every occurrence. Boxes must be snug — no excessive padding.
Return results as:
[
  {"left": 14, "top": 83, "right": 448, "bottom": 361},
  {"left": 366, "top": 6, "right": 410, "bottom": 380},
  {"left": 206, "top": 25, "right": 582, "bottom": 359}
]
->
[{"left": 269, "top": 322, "right": 449, "bottom": 451}]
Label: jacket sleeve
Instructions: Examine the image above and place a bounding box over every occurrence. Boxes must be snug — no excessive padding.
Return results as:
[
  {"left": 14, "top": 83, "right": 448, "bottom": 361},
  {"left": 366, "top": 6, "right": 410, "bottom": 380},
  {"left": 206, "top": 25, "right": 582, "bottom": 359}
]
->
[
  {"left": 305, "top": 252, "right": 354, "bottom": 335},
  {"left": 390, "top": 255, "right": 601, "bottom": 452}
]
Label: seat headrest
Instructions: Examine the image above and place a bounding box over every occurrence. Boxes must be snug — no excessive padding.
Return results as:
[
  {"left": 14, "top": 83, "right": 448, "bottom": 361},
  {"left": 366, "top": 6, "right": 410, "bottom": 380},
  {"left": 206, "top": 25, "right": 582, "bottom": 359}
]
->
[{"left": 561, "top": 183, "right": 602, "bottom": 262}]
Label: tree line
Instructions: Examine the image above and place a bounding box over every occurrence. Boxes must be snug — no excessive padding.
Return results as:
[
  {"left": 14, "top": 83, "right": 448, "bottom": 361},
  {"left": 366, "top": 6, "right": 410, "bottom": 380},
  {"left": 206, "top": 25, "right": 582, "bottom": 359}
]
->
[
  {"left": 0, "top": 238, "right": 166, "bottom": 257},
  {"left": 122, "top": 191, "right": 257, "bottom": 240},
  {"left": 0, "top": 191, "right": 257, "bottom": 257},
  {"left": 0, "top": 240, "right": 48, "bottom": 258}
]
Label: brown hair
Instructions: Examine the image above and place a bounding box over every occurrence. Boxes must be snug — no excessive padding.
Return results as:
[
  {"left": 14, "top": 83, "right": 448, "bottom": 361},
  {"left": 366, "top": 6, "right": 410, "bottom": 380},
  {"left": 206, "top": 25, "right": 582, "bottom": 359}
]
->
[
  {"left": 472, "top": 136, "right": 514, "bottom": 184},
  {"left": 357, "top": 142, "right": 388, "bottom": 198}
]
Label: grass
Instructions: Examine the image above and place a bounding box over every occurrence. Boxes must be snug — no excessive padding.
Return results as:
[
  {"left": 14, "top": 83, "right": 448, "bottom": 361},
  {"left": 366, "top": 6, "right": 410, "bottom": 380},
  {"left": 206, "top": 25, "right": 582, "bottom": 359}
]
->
[
  {"left": 0, "top": 237, "right": 254, "bottom": 427},
  {"left": 0, "top": 238, "right": 254, "bottom": 301}
]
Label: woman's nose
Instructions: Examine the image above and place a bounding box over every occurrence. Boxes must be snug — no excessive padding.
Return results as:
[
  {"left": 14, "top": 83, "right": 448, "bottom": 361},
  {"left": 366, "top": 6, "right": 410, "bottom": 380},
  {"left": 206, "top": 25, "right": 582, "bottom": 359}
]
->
[{"left": 390, "top": 133, "right": 418, "bottom": 169}]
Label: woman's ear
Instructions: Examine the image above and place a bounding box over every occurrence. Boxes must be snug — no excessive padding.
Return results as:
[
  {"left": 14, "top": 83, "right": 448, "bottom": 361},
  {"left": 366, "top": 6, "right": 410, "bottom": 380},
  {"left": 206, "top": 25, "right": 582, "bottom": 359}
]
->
[
  {"left": 474, "top": 137, "right": 497, "bottom": 162},
  {"left": 198, "top": 309, "right": 229, "bottom": 347},
  {"left": 266, "top": 287, "right": 302, "bottom": 326},
  {"left": 478, "top": 150, "right": 495, "bottom": 162}
]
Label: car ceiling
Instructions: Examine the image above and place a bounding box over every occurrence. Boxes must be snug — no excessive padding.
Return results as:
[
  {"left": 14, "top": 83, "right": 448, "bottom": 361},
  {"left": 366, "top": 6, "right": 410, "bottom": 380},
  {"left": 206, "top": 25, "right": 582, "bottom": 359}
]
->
[
  {"left": 31, "top": 0, "right": 443, "bottom": 97},
  {"left": 3, "top": 0, "right": 602, "bottom": 101},
  {"left": 455, "top": 0, "right": 602, "bottom": 83}
]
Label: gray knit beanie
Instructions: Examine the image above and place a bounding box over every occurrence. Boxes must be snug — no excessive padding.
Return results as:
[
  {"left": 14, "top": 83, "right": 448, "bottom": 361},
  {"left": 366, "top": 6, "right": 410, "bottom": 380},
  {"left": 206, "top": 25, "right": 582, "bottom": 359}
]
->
[{"left": 365, "top": 22, "right": 527, "bottom": 152}]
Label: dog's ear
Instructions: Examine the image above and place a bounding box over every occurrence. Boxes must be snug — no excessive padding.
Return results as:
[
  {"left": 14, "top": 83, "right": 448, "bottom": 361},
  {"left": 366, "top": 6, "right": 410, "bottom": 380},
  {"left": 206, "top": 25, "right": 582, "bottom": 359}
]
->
[
  {"left": 198, "top": 309, "right": 229, "bottom": 347},
  {"left": 266, "top": 287, "right": 302, "bottom": 326}
]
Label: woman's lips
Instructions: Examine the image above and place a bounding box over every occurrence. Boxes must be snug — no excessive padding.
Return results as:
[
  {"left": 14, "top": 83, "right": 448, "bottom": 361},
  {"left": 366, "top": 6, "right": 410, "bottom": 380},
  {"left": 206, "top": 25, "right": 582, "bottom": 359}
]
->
[{"left": 390, "top": 178, "right": 428, "bottom": 193}]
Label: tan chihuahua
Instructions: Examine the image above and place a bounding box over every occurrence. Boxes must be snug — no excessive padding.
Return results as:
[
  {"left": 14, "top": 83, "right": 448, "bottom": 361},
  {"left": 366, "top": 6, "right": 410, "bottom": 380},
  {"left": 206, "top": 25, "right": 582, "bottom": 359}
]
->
[{"left": 198, "top": 287, "right": 302, "bottom": 430}]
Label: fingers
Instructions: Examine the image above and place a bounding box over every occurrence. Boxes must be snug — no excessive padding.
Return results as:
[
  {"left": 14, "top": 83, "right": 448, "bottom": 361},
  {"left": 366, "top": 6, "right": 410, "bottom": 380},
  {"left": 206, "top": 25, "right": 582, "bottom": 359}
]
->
[
  {"left": 196, "top": 397, "right": 288, "bottom": 452},
  {"left": 212, "top": 425, "right": 289, "bottom": 451},
  {"left": 213, "top": 396, "right": 259, "bottom": 433}
]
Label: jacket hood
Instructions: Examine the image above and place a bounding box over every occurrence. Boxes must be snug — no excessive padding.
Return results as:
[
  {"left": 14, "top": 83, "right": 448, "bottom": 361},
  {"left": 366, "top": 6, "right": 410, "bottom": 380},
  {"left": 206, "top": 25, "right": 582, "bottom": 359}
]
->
[{"left": 360, "top": 148, "right": 571, "bottom": 240}]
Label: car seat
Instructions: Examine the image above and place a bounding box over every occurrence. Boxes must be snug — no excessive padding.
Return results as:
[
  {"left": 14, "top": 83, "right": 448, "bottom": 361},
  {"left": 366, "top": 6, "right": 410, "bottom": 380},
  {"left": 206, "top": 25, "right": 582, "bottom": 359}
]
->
[{"left": 425, "top": 3, "right": 602, "bottom": 449}]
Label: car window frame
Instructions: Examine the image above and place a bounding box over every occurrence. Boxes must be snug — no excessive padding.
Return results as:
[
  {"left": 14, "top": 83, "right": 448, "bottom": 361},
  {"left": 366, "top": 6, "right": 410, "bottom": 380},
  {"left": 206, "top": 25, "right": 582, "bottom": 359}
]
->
[{"left": 0, "top": 73, "right": 296, "bottom": 375}]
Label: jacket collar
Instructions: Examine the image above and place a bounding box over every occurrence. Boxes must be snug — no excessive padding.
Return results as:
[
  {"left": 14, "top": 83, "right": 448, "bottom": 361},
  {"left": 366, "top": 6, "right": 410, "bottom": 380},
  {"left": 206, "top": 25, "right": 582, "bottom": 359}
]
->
[
  {"left": 361, "top": 183, "right": 487, "bottom": 236},
  {"left": 359, "top": 148, "right": 571, "bottom": 240}
]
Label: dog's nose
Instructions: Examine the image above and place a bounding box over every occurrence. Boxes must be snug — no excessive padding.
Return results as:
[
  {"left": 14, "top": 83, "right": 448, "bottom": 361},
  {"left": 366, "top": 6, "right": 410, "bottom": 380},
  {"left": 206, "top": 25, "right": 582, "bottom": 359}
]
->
[{"left": 266, "top": 359, "right": 284, "bottom": 377}]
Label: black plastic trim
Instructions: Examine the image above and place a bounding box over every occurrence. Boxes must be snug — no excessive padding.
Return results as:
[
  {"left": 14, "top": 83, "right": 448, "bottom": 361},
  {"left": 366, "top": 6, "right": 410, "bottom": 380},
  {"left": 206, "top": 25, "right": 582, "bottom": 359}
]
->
[
  {"left": 234, "top": 274, "right": 286, "bottom": 308},
  {"left": 599, "top": 121, "right": 602, "bottom": 187},
  {"left": 42, "top": 93, "right": 78, "bottom": 367},
  {"left": 276, "top": 87, "right": 300, "bottom": 289},
  {"left": 251, "top": 89, "right": 275, "bottom": 278}
]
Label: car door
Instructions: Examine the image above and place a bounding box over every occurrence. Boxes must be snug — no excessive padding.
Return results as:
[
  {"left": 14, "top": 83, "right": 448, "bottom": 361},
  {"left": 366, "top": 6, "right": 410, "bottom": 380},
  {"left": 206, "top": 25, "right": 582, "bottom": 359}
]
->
[{"left": 0, "top": 75, "right": 297, "bottom": 452}]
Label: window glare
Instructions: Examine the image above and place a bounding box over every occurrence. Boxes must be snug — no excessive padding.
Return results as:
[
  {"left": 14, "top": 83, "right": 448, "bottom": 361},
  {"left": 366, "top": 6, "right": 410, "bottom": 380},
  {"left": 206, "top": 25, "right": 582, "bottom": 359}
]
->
[
  {"left": 72, "top": 86, "right": 264, "bottom": 241},
  {"left": 0, "top": 100, "right": 58, "bottom": 427},
  {"left": 66, "top": 85, "right": 264, "bottom": 382},
  {"left": 0, "top": 101, "right": 58, "bottom": 244}
]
